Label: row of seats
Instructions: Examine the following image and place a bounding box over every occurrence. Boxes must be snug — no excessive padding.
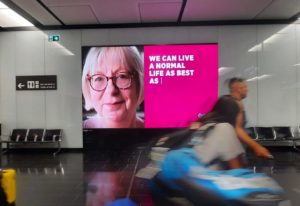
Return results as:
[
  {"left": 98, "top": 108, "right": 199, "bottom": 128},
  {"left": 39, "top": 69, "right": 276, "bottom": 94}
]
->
[
  {"left": 0, "top": 129, "right": 62, "bottom": 155},
  {"left": 4, "top": 129, "right": 62, "bottom": 142},
  {"left": 246, "top": 126, "right": 297, "bottom": 140},
  {"left": 246, "top": 126, "right": 300, "bottom": 150},
  {"left": 15, "top": 166, "right": 65, "bottom": 175}
]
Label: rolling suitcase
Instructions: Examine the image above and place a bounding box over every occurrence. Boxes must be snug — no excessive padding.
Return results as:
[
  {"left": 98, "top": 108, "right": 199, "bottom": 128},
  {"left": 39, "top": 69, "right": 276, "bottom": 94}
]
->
[{"left": 0, "top": 169, "right": 16, "bottom": 205}]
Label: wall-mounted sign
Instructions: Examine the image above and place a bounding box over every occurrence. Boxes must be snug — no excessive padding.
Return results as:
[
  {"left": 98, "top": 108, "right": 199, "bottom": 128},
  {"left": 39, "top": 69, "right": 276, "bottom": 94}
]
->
[
  {"left": 48, "top": 34, "right": 60, "bottom": 42},
  {"left": 16, "top": 75, "right": 57, "bottom": 90}
]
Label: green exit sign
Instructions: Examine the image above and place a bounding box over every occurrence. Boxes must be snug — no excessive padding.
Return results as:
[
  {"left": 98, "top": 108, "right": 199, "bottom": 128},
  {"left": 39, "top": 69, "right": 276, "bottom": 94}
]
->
[{"left": 48, "top": 34, "right": 60, "bottom": 42}]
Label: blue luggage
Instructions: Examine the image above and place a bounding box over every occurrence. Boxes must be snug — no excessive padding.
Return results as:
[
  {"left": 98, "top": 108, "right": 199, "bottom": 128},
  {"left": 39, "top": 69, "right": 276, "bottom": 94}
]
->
[
  {"left": 140, "top": 124, "right": 286, "bottom": 206},
  {"left": 152, "top": 148, "right": 285, "bottom": 206}
]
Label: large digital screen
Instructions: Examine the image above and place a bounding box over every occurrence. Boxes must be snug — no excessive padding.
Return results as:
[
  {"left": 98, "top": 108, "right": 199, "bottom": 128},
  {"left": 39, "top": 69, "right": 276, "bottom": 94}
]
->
[{"left": 82, "top": 44, "right": 218, "bottom": 128}]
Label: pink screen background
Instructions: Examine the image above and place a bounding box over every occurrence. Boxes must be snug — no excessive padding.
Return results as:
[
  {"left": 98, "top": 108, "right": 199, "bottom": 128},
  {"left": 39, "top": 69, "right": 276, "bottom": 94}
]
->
[{"left": 144, "top": 44, "right": 218, "bottom": 128}]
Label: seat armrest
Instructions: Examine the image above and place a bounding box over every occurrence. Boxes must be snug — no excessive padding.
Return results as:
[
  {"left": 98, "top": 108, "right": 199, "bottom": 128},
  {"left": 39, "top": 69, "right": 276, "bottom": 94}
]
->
[
  {"left": 43, "top": 129, "right": 62, "bottom": 142},
  {"left": 53, "top": 134, "right": 61, "bottom": 142}
]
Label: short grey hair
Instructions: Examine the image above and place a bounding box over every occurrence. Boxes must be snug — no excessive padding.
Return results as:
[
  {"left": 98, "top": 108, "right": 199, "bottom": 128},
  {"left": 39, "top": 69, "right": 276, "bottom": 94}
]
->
[{"left": 82, "top": 46, "right": 144, "bottom": 111}]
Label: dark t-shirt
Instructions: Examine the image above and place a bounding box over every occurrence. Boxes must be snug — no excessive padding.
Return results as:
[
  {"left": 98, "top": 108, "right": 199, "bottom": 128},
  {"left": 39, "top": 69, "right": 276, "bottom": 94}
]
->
[
  {"left": 200, "top": 95, "right": 240, "bottom": 127},
  {"left": 230, "top": 95, "right": 247, "bottom": 128}
]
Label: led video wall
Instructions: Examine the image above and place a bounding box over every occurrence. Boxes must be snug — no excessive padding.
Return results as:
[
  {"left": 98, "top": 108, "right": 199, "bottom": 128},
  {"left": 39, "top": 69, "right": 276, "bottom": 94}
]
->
[{"left": 82, "top": 44, "right": 218, "bottom": 128}]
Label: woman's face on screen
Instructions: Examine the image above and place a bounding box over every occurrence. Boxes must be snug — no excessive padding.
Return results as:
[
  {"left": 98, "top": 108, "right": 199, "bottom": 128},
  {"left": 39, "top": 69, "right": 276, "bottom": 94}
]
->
[{"left": 89, "top": 49, "right": 139, "bottom": 125}]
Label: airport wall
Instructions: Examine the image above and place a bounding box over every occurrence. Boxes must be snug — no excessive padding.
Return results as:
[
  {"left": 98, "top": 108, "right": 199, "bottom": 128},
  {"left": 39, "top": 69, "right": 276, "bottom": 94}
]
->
[{"left": 0, "top": 24, "right": 299, "bottom": 148}]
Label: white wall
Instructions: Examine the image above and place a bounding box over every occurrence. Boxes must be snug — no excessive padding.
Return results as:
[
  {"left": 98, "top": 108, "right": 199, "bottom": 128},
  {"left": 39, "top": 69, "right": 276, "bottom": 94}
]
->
[
  {"left": 218, "top": 25, "right": 258, "bottom": 126},
  {"left": 218, "top": 24, "right": 299, "bottom": 127},
  {"left": 0, "top": 30, "right": 82, "bottom": 148},
  {"left": 0, "top": 23, "right": 299, "bottom": 148}
]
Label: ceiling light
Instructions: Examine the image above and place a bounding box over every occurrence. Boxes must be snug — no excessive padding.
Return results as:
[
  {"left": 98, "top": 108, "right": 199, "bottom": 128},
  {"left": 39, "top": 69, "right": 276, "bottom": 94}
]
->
[
  {"left": 247, "top": 75, "right": 271, "bottom": 82},
  {"left": 0, "top": 1, "right": 33, "bottom": 27},
  {"left": 218, "top": 67, "right": 235, "bottom": 76},
  {"left": 248, "top": 44, "right": 262, "bottom": 52},
  {"left": 0, "top": 2, "right": 8, "bottom": 9}
]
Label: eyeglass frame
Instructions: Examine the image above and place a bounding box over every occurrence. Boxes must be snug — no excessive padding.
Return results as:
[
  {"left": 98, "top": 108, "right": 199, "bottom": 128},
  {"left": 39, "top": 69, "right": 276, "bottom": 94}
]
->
[{"left": 86, "top": 72, "right": 136, "bottom": 91}]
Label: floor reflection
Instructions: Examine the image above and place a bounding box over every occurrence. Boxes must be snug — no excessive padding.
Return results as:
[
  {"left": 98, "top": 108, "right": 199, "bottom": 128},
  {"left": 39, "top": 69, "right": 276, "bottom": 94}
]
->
[{"left": 0, "top": 148, "right": 299, "bottom": 206}]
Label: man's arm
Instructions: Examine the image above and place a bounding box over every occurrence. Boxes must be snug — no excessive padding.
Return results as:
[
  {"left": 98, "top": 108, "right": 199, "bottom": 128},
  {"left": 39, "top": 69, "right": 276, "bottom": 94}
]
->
[
  {"left": 227, "top": 156, "right": 243, "bottom": 169},
  {"left": 189, "top": 121, "right": 202, "bottom": 130},
  {"left": 235, "top": 107, "right": 273, "bottom": 159}
]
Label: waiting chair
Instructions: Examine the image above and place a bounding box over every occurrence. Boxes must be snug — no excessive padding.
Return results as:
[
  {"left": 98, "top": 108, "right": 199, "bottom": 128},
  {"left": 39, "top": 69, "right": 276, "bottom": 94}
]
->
[
  {"left": 0, "top": 129, "right": 28, "bottom": 154},
  {"left": 26, "top": 129, "right": 45, "bottom": 142},
  {"left": 43, "top": 129, "right": 62, "bottom": 142},
  {"left": 43, "top": 129, "right": 62, "bottom": 155},
  {"left": 272, "top": 127, "right": 294, "bottom": 140},
  {"left": 246, "top": 127, "right": 258, "bottom": 140},
  {"left": 10, "top": 129, "right": 28, "bottom": 142},
  {"left": 255, "top": 127, "right": 275, "bottom": 140}
]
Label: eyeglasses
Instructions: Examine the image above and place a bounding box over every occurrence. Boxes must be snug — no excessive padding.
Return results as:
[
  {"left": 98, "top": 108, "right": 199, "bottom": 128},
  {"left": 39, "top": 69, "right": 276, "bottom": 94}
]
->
[{"left": 87, "top": 72, "right": 134, "bottom": 91}]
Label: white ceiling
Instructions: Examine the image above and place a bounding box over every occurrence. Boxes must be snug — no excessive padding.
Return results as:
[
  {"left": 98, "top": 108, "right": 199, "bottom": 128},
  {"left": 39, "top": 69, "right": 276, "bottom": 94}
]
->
[{"left": 3, "top": 0, "right": 300, "bottom": 27}]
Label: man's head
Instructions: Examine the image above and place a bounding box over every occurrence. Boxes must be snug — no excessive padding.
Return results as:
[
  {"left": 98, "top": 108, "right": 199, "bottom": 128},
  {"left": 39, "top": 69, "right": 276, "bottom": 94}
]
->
[{"left": 228, "top": 77, "right": 248, "bottom": 100}]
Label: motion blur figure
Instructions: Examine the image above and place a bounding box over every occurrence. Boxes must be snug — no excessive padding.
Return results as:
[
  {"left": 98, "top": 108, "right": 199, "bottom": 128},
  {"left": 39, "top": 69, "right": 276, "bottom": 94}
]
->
[
  {"left": 190, "top": 77, "right": 272, "bottom": 159},
  {"left": 149, "top": 95, "right": 284, "bottom": 206},
  {"left": 192, "top": 95, "right": 245, "bottom": 169},
  {"left": 228, "top": 77, "right": 272, "bottom": 159}
]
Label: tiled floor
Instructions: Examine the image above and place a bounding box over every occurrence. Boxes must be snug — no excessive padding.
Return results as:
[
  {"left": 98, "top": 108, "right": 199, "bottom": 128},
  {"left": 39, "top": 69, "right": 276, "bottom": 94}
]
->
[{"left": 0, "top": 147, "right": 300, "bottom": 206}]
